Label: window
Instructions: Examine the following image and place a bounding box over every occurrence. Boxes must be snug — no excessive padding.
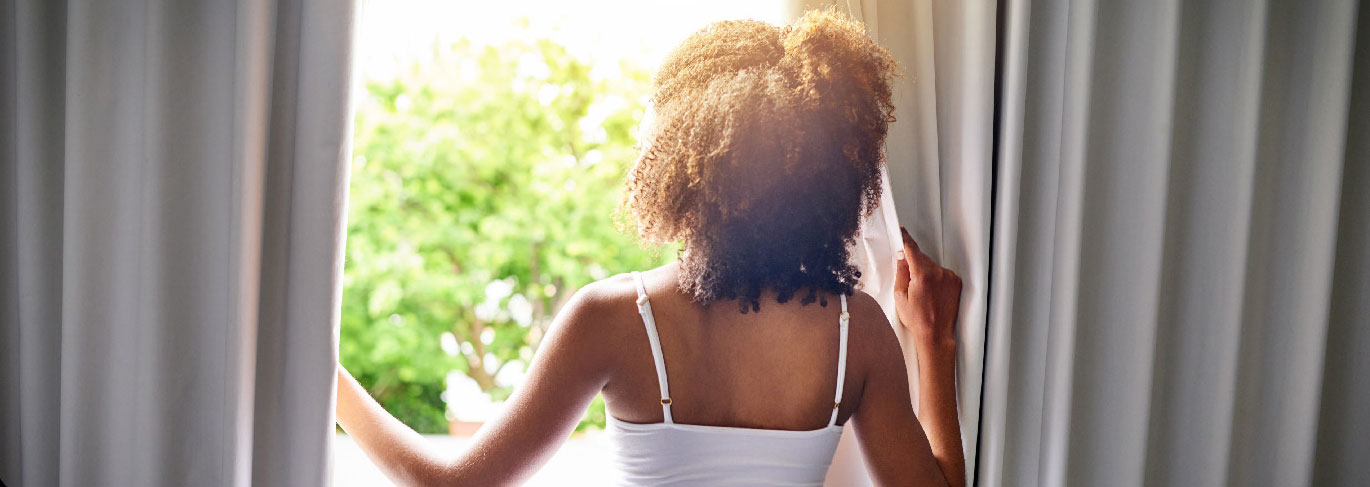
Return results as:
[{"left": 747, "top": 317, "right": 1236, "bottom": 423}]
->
[{"left": 337, "top": 1, "right": 790, "bottom": 484}]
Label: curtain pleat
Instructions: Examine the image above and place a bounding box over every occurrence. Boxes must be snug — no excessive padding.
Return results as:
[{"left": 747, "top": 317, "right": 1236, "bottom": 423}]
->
[
  {"left": 251, "top": 0, "right": 356, "bottom": 484},
  {"left": 1228, "top": 2, "right": 1358, "bottom": 486},
  {"left": 0, "top": 1, "right": 356, "bottom": 486},
  {"left": 1313, "top": 3, "right": 1370, "bottom": 484},
  {"left": 1142, "top": 2, "right": 1267, "bottom": 485},
  {"left": 981, "top": 0, "right": 1368, "bottom": 486},
  {"left": 0, "top": 2, "right": 67, "bottom": 486},
  {"left": 1313, "top": 34, "right": 1370, "bottom": 485}
]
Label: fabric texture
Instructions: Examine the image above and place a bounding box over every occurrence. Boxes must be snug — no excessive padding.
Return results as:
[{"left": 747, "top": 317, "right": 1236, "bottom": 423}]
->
[
  {"left": 0, "top": 1, "right": 357, "bottom": 486},
  {"left": 606, "top": 417, "right": 844, "bottom": 487},
  {"left": 978, "top": 0, "right": 1370, "bottom": 485},
  {"left": 606, "top": 272, "right": 848, "bottom": 487}
]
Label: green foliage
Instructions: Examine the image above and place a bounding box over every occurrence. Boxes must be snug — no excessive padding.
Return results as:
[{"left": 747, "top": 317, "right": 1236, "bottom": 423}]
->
[{"left": 341, "top": 37, "right": 674, "bottom": 433}]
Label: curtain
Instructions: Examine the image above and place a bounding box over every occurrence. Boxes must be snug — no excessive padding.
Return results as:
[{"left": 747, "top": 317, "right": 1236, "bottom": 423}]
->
[
  {"left": 0, "top": 1, "right": 356, "bottom": 486},
  {"left": 781, "top": 1, "right": 999, "bottom": 486},
  {"left": 978, "top": 0, "right": 1370, "bottom": 486}
]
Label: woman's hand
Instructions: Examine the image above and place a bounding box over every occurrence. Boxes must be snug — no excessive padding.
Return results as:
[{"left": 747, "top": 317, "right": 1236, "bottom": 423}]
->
[{"left": 893, "top": 226, "right": 962, "bottom": 356}]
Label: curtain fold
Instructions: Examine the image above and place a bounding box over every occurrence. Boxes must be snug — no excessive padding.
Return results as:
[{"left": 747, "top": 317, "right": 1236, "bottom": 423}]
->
[
  {"left": 858, "top": 1, "right": 997, "bottom": 486},
  {"left": 0, "top": 1, "right": 356, "bottom": 486},
  {"left": 0, "top": 1, "right": 67, "bottom": 485},
  {"left": 979, "top": 0, "right": 1369, "bottom": 485}
]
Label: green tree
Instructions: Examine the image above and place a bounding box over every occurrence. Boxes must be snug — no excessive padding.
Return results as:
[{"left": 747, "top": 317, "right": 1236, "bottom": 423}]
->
[{"left": 342, "top": 37, "right": 673, "bottom": 433}]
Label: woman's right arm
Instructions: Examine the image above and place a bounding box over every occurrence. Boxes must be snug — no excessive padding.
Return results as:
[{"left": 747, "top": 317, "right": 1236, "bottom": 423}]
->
[
  {"left": 849, "top": 226, "right": 964, "bottom": 487},
  {"left": 893, "top": 227, "right": 965, "bottom": 487},
  {"left": 849, "top": 301, "right": 949, "bottom": 487}
]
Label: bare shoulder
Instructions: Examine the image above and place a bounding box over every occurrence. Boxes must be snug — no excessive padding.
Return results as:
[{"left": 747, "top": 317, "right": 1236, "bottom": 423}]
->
[
  {"left": 552, "top": 273, "right": 643, "bottom": 337},
  {"left": 542, "top": 273, "right": 648, "bottom": 367},
  {"left": 843, "top": 290, "right": 906, "bottom": 379},
  {"left": 845, "top": 290, "right": 898, "bottom": 345},
  {"left": 568, "top": 264, "right": 683, "bottom": 316},
  {"left": 564, "top": 273, "right": 638, "bottom": 313}
]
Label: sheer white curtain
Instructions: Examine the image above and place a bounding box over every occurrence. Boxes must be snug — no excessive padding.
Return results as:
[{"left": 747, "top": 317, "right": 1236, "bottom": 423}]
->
[
  {"left": 0, "top": 1, "right": 356, "bottom": 486},
  {"left": 979, "top": 0, "right": 1370, "bottom": 485},
  {"left": 780, "top": 1, "right": 998, "bottom": 486}
]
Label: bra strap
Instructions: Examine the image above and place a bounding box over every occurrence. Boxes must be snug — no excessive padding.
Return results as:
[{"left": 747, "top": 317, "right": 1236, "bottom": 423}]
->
[
  {"left": 829, "top": 293, "right": 850, "bottom": 427},
  {"left": 632, "top": 271, "right": 674, "bottom": 423}
]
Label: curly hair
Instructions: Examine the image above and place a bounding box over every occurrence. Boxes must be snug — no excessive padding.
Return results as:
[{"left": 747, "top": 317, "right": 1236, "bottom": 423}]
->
[{"left": 622, "top": 9, "right": 897, "bottom": 313}]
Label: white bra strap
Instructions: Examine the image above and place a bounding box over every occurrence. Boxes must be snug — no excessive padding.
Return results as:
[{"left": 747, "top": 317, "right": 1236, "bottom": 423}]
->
[
  {"left": 632, "top": 271, "right": 674, "bottom": 423},
  {"left": 829, "top": 293, "right": 850, "bottom": 427}
]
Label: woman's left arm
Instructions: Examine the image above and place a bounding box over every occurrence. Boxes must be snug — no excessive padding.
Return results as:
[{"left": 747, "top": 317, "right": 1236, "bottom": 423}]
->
[{"left": 335, "top": 284, "right": 617, "bottom": 486}]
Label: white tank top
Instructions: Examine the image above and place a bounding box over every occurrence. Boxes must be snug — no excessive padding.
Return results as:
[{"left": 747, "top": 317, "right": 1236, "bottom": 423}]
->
[{"left": 606, "top": 272, "right": 850, "bottom": 486}]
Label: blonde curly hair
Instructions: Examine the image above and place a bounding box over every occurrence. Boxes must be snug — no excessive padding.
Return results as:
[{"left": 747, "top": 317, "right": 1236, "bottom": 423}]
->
[{"left": 622, "top": 9, "right": 897, "bottom": 312}]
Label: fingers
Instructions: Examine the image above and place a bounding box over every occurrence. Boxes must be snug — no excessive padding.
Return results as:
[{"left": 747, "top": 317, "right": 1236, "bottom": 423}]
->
[
  {"left": 899, "top": 226, "right": 963, "bottom": 288},
  {"left": 895, "top": 251, "right": 911, "bottom": 296},
  {"left": 900, "top": 226, "right": 933, "bottom": 281},
  {"left": 900, "top": 226, "right": 921, "bottom": 256}
]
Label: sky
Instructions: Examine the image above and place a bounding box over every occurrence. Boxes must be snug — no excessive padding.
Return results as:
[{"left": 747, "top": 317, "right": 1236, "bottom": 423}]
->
[{"left": 352, "top": 0, "right": 793, "bottom": 82}]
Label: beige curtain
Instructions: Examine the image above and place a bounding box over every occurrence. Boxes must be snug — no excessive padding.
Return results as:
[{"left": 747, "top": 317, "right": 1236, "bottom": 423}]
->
[
  {"left": 0, "top": 1, "right": 356, "bottom": 486},
  {"left": 978, "top": 0, "right": 1370, "bottom": 485}
]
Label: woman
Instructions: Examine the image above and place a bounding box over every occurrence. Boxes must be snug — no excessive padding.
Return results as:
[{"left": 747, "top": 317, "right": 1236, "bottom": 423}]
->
[{"left": 336, "top": 10, "right": 964, "bottom": 487}]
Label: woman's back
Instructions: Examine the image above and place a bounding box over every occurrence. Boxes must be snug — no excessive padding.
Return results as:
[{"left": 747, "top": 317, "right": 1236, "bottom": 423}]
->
[
  {"left": 600, "top": 264, "right": 877, "bottom": 432},
  {"left": 600, "top": 265, "right": 882, "bottom": 485}
]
